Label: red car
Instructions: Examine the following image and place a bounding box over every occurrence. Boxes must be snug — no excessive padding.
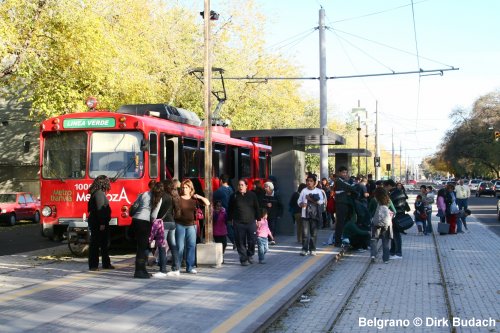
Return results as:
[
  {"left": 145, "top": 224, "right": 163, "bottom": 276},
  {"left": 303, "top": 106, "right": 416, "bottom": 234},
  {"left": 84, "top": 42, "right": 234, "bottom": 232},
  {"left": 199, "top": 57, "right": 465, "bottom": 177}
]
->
[
  {"left": 407, "top": 179, "right": 417, "bottom": 186},
  {"left": 0, "top": 192, "right": 41, "bottom": 226}
]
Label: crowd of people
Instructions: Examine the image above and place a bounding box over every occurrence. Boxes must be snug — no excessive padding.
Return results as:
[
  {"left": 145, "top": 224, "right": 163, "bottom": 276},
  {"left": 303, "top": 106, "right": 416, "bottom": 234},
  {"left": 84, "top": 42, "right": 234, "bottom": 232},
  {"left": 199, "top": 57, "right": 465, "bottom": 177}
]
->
[{"left": 85, "top": 169, "right": 473, "bottom": 276}]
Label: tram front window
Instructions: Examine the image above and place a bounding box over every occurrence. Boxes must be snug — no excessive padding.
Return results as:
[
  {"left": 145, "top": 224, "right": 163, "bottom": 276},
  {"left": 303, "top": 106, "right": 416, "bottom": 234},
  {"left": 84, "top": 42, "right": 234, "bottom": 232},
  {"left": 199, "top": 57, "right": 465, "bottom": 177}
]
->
[
  {"left": 89, "top": 132, "right": 144, "bottom": 179},
  {"left": 42, "top": 132, "right": 87, "bottom": 179}
]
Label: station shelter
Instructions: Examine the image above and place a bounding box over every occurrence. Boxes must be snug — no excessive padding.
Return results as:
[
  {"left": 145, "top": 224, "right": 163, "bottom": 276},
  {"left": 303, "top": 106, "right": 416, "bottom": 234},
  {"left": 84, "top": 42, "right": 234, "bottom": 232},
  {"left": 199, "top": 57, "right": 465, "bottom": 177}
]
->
[{"left": 232, "top": 128, "right": 353, "bottom": 236}]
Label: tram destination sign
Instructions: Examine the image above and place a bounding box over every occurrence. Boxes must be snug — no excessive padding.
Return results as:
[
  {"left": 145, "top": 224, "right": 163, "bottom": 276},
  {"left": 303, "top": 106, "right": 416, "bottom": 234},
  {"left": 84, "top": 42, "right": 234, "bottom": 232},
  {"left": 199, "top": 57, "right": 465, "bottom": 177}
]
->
[{"left": 63, "top": 118, "right": 116, "bottom": 129}]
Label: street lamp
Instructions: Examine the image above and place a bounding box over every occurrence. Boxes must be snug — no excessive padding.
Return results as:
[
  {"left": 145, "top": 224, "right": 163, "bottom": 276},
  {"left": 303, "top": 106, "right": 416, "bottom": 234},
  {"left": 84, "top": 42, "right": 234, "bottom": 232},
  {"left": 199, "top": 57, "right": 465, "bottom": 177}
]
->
[
  {"left": 361, "top": 119, "right": 370, "bottom": 175},
  {"left": 352, "top": 105, "right": 367, "bottom": 176}
]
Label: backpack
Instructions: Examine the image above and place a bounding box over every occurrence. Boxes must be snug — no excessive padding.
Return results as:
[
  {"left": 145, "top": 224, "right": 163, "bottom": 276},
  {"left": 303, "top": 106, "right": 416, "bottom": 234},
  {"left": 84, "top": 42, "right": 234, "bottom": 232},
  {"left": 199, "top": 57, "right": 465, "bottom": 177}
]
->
[
  {"left": 306, "top": 202, "right": 320, "bottom": 221},
  {"left": 372, "top": 205, "right": 392, "bottom": 228}
]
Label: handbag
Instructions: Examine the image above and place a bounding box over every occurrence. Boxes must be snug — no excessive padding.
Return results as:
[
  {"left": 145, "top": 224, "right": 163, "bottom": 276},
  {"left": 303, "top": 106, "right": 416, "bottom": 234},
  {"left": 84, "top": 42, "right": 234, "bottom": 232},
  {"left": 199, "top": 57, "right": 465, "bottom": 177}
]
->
[
  {"left": 129, "top": 200, "right": 140, "bottom": 216},
  {"left": 394, "top": 213, "right": 414, "bottom": 231},
  {"left": 438, "top": 222, "right": 450, "bottom": 235},
  {"left": 195, "top": 207, "right": 204, "bottom": 220}
]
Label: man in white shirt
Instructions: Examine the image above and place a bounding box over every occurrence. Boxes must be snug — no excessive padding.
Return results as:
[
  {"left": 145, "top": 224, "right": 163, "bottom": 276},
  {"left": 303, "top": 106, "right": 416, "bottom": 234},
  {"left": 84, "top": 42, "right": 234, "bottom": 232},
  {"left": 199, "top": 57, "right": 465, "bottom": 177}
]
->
[{"left": 455, "top": 179, "right": 470, "bottom": 211}]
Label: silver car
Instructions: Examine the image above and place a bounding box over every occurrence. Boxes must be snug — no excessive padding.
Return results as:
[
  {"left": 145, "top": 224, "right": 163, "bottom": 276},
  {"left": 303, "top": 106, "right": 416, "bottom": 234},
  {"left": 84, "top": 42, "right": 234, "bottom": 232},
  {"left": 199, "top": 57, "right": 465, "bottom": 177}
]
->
[{"left": 468, "top": 179, "right": 481, "bottom": 192}]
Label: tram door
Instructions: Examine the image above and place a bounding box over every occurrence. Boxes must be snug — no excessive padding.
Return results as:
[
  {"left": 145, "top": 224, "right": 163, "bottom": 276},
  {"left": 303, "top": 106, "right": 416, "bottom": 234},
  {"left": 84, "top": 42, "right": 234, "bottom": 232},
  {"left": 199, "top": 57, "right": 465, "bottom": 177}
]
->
[{"left": 159, "top": 134, "right": 179, "bottom": 180}]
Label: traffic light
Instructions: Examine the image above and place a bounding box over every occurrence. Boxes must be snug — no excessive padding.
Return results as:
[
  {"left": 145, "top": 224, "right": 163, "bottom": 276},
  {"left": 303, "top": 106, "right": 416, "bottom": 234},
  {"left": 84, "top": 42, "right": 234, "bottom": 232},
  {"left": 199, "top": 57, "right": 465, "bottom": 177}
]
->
[
  {"left": 495, "top": 131, "right": 500, "bottom": 141},
  {"left": 374, "top": 156, "right": 380, "bottom": 168},
  {"left": 386, "top": 164, "right": 391, "bottom": 171}
]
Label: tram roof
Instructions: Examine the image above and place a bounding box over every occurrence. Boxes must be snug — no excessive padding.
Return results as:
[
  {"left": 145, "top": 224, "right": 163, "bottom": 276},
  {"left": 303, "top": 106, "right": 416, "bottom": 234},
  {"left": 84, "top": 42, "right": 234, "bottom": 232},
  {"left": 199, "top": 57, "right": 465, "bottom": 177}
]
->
[{"left": 230, "top": 128, "right": 345, "bottom": 146}]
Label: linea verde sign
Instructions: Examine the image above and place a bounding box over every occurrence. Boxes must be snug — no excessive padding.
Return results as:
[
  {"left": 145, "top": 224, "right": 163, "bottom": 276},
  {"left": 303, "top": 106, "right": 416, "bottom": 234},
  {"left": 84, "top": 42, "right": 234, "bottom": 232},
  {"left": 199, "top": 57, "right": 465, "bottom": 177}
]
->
[{"left": 63, "top": 118, "right": 116, "bottom": 129}]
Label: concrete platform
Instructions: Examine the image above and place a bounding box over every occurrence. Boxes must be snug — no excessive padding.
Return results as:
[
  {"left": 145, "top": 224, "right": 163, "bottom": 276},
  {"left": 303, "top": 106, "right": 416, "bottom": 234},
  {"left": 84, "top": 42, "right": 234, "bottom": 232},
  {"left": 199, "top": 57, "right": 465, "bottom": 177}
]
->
[{"left": 0, "top": 229, "right": 340, "bottom": 333}]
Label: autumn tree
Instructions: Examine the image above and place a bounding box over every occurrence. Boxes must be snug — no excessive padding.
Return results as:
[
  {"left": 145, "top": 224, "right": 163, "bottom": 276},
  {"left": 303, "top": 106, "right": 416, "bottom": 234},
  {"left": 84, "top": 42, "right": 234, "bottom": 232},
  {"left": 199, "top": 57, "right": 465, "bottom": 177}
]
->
[{"left": 428, "top": 91, "right": 500, "bottom": 178}]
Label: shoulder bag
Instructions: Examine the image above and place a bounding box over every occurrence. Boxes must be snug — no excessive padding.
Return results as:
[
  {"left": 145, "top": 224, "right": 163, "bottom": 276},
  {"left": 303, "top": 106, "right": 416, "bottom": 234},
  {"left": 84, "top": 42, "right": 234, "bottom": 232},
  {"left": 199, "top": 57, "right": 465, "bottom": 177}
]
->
[{"left": 394, "top": 213, "right": 414, "bottom": 231}]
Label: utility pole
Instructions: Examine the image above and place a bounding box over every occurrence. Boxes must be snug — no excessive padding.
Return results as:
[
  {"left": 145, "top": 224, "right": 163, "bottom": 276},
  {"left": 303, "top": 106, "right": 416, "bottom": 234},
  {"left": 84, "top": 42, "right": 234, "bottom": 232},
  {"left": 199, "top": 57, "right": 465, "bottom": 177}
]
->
[
  {"left": 319, "top": 7, "right": 328, "bottom": 180},
  {"left": 203, "top": 0, "right": 213, "bottom": 243},
  {"left": 399, "top": 142, "right": 402, "bottom": 182},
  {"left": 391, "top": 128, "right": 395, "bottom": 180},
  {"left": 375, "top": 101, "right": 380, "bottom": 180},
  {"left": 364, "top": 115, "right": 368, "bottom": 175}
]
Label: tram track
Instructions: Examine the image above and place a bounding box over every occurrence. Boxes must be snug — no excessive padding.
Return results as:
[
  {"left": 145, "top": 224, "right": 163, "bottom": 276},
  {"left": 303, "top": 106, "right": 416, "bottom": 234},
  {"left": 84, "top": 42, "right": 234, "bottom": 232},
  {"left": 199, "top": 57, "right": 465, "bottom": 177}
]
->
[{"left": 266, "top": 226, "right": 456, "bottom": 333}]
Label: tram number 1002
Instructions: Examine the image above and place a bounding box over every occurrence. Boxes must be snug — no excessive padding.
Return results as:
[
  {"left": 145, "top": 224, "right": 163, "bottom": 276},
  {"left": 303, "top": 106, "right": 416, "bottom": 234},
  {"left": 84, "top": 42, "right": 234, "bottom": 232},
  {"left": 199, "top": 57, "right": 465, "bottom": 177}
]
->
[{"left": 74, "top": 184, "right": 90, "bottom": 191}]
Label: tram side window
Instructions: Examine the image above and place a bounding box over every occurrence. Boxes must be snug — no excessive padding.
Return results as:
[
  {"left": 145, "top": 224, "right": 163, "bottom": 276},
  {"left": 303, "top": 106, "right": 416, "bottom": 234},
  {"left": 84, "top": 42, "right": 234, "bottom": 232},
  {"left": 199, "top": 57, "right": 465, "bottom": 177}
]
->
[
  {"left": 198, "top": 142, "right": 226, "bottom": 177},
  {"left": 182, "top": 138, "right": 198, "bottom": 178},
  {"left": 239, "top": 148, "right": 251, "bottom": 178},
  {"left": 43, "top": 132, "right": 87, "bottom": 179},
  {"left": 161, "top": 136, "right": 177, "bottom": 179},
  {"left": 214, "top": 143, "right": 226, "bottom": 177},
  {"left": 149, "top": 132, "right": 158, "bottom": 179},
  {"left": 258, "top": 151, "right": 267, "bottom": 178}
]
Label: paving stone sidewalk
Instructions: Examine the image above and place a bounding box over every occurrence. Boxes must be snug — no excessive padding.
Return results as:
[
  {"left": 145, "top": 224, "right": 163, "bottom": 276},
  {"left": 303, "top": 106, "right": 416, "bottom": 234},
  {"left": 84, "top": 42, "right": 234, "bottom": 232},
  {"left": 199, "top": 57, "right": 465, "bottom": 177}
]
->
[{"left": 267, "top": 216, "right": 500, "bottom": 333}]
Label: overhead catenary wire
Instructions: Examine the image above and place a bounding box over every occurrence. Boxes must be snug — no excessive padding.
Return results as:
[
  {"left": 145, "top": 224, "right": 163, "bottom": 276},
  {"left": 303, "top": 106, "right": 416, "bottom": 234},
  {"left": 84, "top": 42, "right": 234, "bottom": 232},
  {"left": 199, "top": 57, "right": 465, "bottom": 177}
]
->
[
  {"left": 331, "top": 28, "right": 455, "bottom": 69},
  {"left": 327, "top": 0, "right": 429, "bottom": 24}
]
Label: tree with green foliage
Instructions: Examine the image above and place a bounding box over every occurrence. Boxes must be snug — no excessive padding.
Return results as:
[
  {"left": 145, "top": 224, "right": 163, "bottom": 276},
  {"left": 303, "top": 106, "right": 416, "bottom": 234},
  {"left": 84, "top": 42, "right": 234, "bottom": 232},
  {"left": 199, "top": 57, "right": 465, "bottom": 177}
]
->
[{"left": 426, "top": 91, "right": 500, "bottom": 178}]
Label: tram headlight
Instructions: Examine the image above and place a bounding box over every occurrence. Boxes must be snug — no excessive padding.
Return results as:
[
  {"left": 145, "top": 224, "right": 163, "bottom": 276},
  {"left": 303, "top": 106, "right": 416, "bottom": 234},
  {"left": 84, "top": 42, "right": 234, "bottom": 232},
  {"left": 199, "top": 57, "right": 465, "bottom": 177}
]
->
[{"left": 42, "top": 206, "right": 52, "bottom": 217}]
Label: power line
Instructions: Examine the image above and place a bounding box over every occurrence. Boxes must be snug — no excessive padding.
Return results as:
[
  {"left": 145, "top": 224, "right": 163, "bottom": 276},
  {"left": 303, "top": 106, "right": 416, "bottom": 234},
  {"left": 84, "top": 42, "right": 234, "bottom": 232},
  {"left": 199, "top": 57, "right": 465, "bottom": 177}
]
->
[
  {"left": 331, "top": 28, "right": 455, "bottom": 69},
  {"left": 327, "top": 0, "right": 429, "bottom": 24}
]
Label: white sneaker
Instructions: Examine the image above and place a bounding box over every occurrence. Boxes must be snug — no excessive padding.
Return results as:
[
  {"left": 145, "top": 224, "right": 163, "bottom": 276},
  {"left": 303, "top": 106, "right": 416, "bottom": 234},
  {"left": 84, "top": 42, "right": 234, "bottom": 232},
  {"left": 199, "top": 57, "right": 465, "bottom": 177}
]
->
[
  {"left": 300, "top": 250, "right": 308, "bottom": 256},
  {"left": 389, "top": 255, "right": 402, "bottom": 260},
  {"left": 187, "top": 269, "right": 197, "bottom": 274},
  {"left": 166, "top": 270, "right": 180, "bottom": 277},
  {"left": 309, "top": 251, "right": 317, "bottom": 256},
  {"left": 152, "top": 272, "right": 167, "bottom": 278},
  {"left": 371, "top": 256, "right": 376, "bottom": 263}
]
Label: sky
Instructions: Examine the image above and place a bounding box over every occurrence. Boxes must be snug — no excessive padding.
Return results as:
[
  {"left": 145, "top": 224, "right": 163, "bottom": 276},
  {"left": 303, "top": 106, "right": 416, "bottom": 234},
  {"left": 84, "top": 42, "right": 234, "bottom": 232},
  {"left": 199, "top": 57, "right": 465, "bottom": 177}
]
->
[{"left": 196, "top": 0, "right": 500, "bottom": 164}]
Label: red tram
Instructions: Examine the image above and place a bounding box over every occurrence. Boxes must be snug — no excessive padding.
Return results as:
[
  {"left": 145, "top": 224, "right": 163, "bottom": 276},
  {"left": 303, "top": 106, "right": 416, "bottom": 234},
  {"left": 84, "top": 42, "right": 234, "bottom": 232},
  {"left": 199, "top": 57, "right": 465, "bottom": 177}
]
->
[{"left": 39, "top": 103, "right": 271, "bottom": 240}]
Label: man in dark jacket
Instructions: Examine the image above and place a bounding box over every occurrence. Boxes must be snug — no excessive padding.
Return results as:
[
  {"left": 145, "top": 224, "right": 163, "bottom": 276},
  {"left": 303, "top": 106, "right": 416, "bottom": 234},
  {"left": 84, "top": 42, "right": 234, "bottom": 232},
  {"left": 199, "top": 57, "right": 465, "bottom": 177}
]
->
[
  {"left": 384, "top": 179, "right": 409, "bottom": 259},
  {"left": 334, "top": 166, "right": 358, "bottom": 247},
  {"left": 228, "top": 179, "right": 260, "bottom": 266}
]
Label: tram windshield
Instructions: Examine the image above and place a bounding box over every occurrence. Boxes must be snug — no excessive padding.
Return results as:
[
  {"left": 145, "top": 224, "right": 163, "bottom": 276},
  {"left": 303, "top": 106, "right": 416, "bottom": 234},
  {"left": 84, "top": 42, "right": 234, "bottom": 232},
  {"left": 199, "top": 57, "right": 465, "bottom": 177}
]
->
[
  {"left": 89, "top": 132, "right": 144, "bottom": 179},
  {"left": 42, "top": 131, "right": 87, "bottom": 179}
]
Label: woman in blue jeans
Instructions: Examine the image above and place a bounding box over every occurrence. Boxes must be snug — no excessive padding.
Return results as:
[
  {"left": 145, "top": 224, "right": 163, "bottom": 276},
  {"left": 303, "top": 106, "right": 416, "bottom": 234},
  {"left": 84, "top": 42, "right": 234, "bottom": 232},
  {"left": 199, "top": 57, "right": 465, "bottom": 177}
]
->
[{"left": 175, "top": 179, "right": 210, "bottom": 274}]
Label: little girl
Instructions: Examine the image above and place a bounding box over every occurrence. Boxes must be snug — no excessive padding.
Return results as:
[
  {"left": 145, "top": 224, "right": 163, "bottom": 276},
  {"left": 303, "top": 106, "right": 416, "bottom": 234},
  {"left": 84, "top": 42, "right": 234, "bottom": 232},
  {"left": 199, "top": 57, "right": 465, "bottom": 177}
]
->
[
  {"left": 370, "top": 188, "right": 393, "bottom": 263},
  {"left": 212, "top": 200, "right": 228, "bottom": 256},
  {"left": 256, "top": 208, "right": 274, "bottom": 264},
  {"left": 414, "top": 195, "right": 427, "bottom": 235},
  {"left": 149, "top": 218, "right": 167, "bottom": 277}
]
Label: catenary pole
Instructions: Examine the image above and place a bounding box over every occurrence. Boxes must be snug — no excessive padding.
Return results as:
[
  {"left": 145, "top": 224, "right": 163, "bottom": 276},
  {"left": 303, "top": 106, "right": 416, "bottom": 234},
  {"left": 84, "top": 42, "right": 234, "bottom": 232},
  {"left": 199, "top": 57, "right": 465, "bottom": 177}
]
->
[
  {"left": 203, "top": 0, "right": 213, "bottom": 243},
  {"left": 319, "top": 7, "right": 328, "bottom": 180},
  {"left": 375, "top": 101, "right": 380, "bottom": 180}
]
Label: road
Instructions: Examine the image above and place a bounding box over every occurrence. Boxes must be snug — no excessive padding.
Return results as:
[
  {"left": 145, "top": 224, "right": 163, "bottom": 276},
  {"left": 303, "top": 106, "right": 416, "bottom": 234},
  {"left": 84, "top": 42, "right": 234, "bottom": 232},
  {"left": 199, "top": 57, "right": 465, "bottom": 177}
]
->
[
  {"left": 0, "top": 221, "right": 62, "bottom": 256},
  {"left": 468, "top": 194, "right": 500, "bottom": 237}
]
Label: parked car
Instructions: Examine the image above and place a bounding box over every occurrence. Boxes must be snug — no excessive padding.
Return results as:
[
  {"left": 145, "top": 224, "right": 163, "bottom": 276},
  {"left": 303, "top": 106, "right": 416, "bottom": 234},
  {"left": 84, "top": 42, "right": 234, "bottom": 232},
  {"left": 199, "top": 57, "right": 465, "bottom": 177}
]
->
[
  {"left": 0, "top": 192, "right": 41, "bottom": 226},
  {"left": 407, "top": 179, "right": 417, "bottom": 186},
  {"left": 446, "top": 180, "right": 457, "bottom": 187},
  {"left": 493, "top": 180, "right": 500, "bottom": 192},
  {"left": 468, "top": 179, "right": 482, "bottom": 192},
  {"left": 475, "top": 182, "right": 496, "bottom": 197}
]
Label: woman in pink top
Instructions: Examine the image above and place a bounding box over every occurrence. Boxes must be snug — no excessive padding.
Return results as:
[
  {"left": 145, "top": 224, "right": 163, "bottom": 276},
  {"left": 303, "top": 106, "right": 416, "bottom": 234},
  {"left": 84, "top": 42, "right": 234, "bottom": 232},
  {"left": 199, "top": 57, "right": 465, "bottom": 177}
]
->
[
  {"left": 256, "top": 208, "right": 274, "bottom": 264},
  {"left": 436, "top": 188, "right": 446, "bottom": 224}
]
